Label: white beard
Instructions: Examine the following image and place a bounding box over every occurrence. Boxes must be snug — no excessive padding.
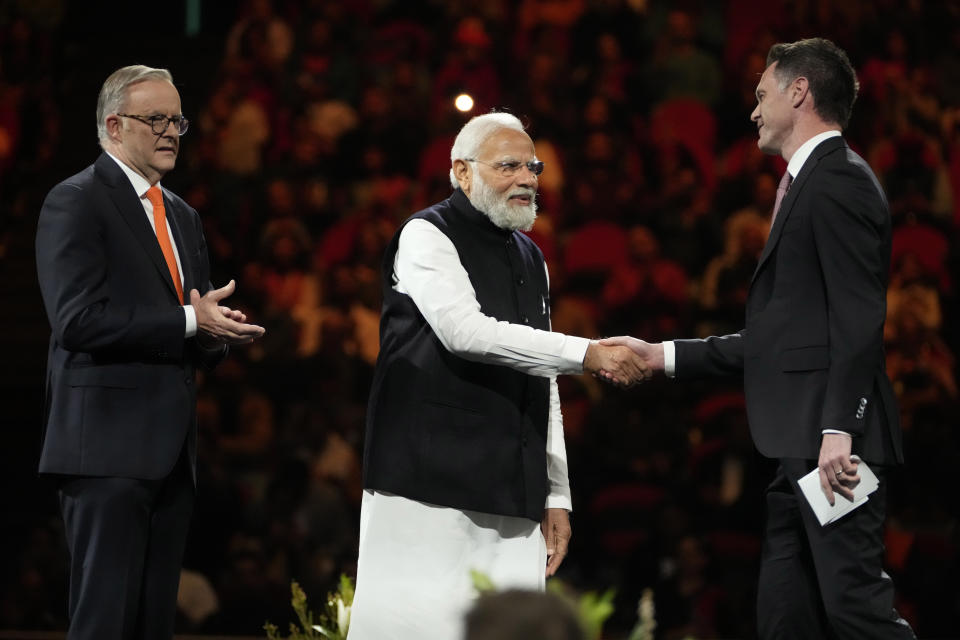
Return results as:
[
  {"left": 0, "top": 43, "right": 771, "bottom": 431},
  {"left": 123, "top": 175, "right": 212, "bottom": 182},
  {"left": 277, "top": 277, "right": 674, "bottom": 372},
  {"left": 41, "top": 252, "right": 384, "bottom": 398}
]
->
[{"left": 468, "top": 173, "right": 538, "bottom": 232}]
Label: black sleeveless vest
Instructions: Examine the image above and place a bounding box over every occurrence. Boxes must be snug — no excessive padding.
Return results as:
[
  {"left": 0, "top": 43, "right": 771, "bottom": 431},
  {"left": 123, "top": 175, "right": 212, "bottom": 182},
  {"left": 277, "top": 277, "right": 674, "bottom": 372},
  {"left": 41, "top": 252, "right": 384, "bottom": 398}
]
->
[{"left": 364, "top": 190, "right": 551, "bottom": 521}]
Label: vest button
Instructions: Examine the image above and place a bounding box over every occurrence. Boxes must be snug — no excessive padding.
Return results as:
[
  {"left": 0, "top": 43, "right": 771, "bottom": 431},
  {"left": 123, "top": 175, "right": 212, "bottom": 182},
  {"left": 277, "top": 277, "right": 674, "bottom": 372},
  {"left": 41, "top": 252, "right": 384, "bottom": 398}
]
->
[
  {"left": 522, "top": 315, "right": 529, "bottom": 324},
  {"left": 516, "top": 276, "right": 525, "bottom": 285}
]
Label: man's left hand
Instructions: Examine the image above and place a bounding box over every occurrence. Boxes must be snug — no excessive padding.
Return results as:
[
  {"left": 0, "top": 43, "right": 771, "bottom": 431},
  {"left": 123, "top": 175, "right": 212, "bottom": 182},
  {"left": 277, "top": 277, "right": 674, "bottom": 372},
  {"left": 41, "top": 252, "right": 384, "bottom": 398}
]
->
[
  {"left": 191, "top": 280, "right": 265, "bottom": 345},
  {"left": 818, "top": 433, "right": 861, "bottom": 505},
  {"left": 541, "top": 508, "right": 571, "bottom": 577}
]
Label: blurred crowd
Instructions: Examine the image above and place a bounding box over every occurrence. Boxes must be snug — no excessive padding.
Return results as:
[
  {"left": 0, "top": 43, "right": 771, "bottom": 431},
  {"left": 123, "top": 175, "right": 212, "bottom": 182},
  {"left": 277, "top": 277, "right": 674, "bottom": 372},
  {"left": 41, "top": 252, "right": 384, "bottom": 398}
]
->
[{"left": 1, "top": 1, "right": 958, "bottom": 638}]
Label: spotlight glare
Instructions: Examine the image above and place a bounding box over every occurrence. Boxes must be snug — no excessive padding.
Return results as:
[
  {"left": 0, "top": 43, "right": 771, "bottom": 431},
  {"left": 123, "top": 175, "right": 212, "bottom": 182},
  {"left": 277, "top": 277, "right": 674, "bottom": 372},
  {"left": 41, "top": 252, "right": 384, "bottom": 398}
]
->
[{"left": 454, "top": 93, "right": 474, "bottom": 112}]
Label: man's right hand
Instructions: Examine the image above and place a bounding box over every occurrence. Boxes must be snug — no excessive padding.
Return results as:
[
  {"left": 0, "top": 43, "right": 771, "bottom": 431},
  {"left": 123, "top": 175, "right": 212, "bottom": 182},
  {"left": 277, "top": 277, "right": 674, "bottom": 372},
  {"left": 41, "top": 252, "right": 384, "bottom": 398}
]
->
[
  {"left": 595, "top": 336, "right": 665, "bottom": 385},
  {"left": 190, "top": 279, "right": 265, "bottom": 345},
  {"left": 600, "top": 336, "right": 665, "bottom": 370},
  {"left": 582, "top": 342, "right": 651, "bottom": 387}
]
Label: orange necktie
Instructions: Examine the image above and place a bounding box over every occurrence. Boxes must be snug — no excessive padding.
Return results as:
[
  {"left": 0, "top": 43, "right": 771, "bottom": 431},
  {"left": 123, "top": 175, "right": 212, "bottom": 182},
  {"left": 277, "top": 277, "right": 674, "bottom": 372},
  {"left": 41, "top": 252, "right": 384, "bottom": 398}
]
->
[{"left": 146, "top": 185, "right": 184, "bottom": 304}]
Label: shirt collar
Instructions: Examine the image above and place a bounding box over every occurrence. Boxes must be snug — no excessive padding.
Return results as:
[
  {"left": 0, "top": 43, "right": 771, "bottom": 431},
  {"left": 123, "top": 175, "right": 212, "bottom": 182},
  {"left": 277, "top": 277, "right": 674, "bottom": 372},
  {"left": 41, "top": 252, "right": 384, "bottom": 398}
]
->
[
  {"left": 786, "top": 130, "right": 842, "bottom": 179},
  {"left": 104, "top": 150, "right": 159, "bottom": 199}
]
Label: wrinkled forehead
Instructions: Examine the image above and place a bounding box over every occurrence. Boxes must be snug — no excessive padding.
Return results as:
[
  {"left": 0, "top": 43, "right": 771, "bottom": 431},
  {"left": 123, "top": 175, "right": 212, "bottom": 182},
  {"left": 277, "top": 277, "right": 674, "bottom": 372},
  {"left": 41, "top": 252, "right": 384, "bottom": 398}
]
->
[{"left": 478, "top": 128, "right": 536, "bottom": 160}]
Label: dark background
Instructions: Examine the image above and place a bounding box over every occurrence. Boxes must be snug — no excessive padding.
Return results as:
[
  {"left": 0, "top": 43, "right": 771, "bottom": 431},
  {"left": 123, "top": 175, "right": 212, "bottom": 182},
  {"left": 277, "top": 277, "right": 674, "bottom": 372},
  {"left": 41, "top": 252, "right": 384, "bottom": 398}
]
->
[{"left": 1, "top": 0, "right": 958, "bottom": 637}]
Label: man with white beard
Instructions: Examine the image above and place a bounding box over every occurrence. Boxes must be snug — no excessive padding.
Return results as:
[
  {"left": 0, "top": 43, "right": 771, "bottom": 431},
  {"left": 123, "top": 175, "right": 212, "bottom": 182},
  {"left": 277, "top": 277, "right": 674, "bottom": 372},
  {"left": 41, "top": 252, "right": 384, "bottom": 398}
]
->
[{"left": 348, "top": 112, "right": 647, "bottom": 640}]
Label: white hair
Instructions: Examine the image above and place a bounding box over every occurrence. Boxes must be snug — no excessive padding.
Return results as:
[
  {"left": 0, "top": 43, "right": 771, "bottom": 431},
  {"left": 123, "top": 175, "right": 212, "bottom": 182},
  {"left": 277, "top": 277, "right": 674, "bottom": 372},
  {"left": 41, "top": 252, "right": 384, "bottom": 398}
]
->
[
  {"left": 97, "top": 65, "right": 174, "bottom": 146},
  {"left": 449, "top": 112, "right": 525, "bottom": 189}
]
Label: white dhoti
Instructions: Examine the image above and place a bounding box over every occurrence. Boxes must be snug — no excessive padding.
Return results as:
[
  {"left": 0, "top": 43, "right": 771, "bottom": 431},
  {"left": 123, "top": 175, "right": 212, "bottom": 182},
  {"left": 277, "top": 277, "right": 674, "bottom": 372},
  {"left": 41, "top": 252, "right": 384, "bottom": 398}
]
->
[{"left": 347, "top": 490, "right": 547, "bottom": 640}]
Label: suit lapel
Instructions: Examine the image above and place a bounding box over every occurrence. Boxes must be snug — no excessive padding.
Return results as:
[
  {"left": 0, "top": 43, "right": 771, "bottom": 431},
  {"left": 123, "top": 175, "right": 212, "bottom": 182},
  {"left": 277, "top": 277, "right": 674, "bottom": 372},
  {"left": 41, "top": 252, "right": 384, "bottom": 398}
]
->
[
  {"left": 94, "top": 153, "right": 183, "bottom": 303},
  {"left": 165, "top": 194, "right": 196, "bottom": 295},
  {"left": 751, "top": 137, "right": 846, "bottom": 283}
]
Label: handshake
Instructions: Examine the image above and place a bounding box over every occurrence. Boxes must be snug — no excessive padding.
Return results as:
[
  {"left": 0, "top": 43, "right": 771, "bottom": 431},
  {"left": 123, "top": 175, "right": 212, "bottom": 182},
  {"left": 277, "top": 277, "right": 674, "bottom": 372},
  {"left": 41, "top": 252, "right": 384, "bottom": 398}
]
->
[{"left": 582, "top": 336, "right": 664, "bottom": 388}]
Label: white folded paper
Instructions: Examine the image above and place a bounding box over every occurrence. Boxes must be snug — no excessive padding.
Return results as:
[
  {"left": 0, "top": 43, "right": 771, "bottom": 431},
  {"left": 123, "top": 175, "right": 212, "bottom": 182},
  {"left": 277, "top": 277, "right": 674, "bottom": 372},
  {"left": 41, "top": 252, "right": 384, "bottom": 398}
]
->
[{"left": 797, "top": 456, "right": 879, "bottom": 526}]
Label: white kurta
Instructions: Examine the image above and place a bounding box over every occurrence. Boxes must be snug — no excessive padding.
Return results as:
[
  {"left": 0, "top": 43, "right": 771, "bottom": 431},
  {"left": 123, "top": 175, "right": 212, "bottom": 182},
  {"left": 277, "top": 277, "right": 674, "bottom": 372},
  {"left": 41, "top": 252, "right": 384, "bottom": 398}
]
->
[{"left": 348, "top": 218, "right": 589, "bottom": 640}]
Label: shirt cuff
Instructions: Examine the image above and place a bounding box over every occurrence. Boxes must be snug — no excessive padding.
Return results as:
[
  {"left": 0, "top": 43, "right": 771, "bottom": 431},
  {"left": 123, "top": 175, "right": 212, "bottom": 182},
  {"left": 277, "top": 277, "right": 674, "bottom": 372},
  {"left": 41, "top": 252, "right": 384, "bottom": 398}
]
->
[
  {"left": 663, "top": 340, "right": 676, "bottom": 377},
  {"left": 545, "top": 492, "right": 572, "bottom": 512},
  {"left": 566, "top": 335, "right": 591, "bottom": 374},
  {"left": 184, "top": 305, "right": 197, "bottom": 337},
  {"left": 822, "top": 429, "right": 852, "bottom": 437}
]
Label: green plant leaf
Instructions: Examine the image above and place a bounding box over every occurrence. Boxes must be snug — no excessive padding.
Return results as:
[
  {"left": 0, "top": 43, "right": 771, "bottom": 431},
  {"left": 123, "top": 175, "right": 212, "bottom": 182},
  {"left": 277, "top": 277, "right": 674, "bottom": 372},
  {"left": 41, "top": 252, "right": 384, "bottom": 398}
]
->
[
  {"left": 312, "top": 623, "right": 337, "bottom": 639},
  {"left": 263, "top": 621, "right": 279, "bottom": 640},
  {"left": 470, "top": 569, "right": 497, "bottom": 593},
  {"left": 578, "top": 588, "right": 617, "bottom": 640},
  {"left": 338, "top": 573, "right": 355, "bottom": 605}
]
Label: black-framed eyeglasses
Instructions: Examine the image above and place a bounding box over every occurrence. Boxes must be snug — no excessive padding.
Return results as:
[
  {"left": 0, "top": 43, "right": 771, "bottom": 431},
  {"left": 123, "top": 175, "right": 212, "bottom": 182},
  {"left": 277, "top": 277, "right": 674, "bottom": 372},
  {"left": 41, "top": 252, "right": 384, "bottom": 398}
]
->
[
  {"left": 466, "top": 158, "right": 544, "bottom": 177},
  {"left": 117, "top": 113, "right": 189, "bottom": 136}
]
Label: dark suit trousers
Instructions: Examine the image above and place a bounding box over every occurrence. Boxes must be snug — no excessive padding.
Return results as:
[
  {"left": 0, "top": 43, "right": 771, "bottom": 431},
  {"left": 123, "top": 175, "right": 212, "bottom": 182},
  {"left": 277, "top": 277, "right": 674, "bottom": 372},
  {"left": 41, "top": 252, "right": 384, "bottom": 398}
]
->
[
  {"left": 756, "top": 459, "right": 914, "bottom": 640},
  {"left": 59, "top": 447, "right": 194, "bottom": 640}
]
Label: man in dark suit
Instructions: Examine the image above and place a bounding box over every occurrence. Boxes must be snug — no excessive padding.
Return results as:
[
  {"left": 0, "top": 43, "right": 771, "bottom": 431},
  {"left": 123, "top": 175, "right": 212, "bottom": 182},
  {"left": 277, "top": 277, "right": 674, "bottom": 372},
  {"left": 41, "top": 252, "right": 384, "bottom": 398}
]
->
[
  {"left": 602, "top": 38, "right": 915, "bottom": 639},
  {"left": 35, "top": 65, "right": 265, "bottom": 640}
]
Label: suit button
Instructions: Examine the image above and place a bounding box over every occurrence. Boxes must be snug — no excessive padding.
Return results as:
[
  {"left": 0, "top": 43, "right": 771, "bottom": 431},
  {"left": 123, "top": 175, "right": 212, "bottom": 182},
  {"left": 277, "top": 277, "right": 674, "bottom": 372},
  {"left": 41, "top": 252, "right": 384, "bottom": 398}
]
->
[
  {"left": 522, "top": 316, "right": 529, "bottom": 324},
  {"left": 516, "top": 276, "right": 525, "bottom": 285}
]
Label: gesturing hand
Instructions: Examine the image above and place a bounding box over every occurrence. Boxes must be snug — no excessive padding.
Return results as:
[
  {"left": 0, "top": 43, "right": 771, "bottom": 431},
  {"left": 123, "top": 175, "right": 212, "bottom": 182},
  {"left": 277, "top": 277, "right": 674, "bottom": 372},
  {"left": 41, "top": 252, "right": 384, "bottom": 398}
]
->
[{"left": 190, "top": 279, "right": 265, "bottom": 345}]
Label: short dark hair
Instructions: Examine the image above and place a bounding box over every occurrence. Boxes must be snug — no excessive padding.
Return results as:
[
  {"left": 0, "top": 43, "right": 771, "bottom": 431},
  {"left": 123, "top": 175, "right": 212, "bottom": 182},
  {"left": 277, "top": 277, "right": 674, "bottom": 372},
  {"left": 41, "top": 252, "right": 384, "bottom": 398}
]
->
[
  {"left": 464, "top": 590, "right": 585, "bottom": 640},
  {"left": 766, "top": 37, "right": 859, "bottom": 129}
]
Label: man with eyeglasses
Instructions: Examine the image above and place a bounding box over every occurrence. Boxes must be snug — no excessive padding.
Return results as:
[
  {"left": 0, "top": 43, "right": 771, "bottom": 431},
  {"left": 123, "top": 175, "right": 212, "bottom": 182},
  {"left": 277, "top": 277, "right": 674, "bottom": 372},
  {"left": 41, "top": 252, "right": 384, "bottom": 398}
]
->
[
  {"left": 349, "top": 112, "right": 649, "bottom": 640},
  {"left": 35, "top": 65, "right": 265, "bottom": 640}
]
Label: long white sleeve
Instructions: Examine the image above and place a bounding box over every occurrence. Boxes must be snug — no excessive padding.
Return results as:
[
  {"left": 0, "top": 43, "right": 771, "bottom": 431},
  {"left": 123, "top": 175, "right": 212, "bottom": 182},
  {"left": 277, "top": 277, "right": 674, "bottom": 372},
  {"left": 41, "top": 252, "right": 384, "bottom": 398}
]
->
[
  {"left": 545, "top": 377, "right": 572, "bottom": 509},
  {"left": 394, "top": 219, "right": 589, "bottom": 376}
]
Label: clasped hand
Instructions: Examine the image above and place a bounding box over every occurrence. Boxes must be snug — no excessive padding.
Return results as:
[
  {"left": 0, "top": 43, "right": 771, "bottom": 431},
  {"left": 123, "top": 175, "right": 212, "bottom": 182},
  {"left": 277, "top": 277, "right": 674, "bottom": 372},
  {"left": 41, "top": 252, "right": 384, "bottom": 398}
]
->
[
  {"left": 583, "top": 340, "right": 651, "bottom": 387},
  {"left": 191, "top": 279, "right": 265, "bottom": 345},
  {"left": 583, "top": 336, "right": 665, "bottom": 387}
]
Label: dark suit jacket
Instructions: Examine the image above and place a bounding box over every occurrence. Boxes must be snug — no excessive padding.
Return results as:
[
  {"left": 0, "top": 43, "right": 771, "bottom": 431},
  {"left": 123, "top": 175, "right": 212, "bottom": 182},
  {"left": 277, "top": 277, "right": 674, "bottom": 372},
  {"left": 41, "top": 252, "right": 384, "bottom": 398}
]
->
[
  {"left": 35, "top": 152, "right": 225, "bottom": 480},
  {"left": 675, "top": 137, "right": 903, "bottom": 465}
]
